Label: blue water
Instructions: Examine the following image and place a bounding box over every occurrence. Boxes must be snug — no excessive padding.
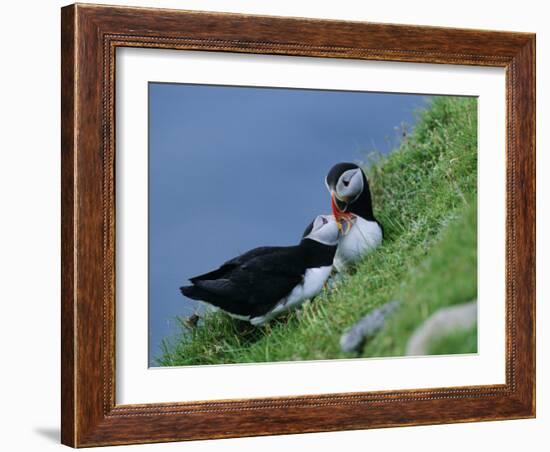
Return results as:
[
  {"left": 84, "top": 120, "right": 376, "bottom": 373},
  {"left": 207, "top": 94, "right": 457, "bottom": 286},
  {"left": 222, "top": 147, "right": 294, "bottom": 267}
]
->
[{"left": 148, "top": 82, "right": 430, "bottom": 365}]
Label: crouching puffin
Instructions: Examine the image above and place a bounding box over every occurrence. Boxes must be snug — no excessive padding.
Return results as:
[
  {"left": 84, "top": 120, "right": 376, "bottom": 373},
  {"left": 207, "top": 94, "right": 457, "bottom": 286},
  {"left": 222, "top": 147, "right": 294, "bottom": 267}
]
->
[
  {"left": 180, "top": 215, "right": 340, "bottom": 326},
  {"left": 326, "top": 162, "right": 383, "bottom": 271}
]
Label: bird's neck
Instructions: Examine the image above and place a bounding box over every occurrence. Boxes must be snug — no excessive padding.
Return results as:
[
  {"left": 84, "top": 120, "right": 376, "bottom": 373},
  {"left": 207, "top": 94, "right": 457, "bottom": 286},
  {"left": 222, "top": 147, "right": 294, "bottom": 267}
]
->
[
  {"left": 349, "top": 174, "right": 376, "bottom": 222},
  {"left": 299, "top": 239, "right": 337, "bottom": 268}
]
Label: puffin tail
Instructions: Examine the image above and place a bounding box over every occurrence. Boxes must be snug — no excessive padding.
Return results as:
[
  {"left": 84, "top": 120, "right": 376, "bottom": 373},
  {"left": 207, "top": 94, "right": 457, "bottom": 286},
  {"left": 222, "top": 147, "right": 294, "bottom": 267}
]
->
[
  {"left": 180, "top": 283, "right": 251, "bottom": 319},
  {"left": 180, "top": 285, "right": 204, "bottom": 300},
  {"left": 180, "top": 284, "right": 231, "bottom": 306}
]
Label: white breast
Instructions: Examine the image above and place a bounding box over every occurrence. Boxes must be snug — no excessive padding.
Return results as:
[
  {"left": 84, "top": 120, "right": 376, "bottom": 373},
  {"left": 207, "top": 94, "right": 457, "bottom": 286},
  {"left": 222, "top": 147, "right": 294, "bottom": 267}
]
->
[
  {"left": 334, "top": 217, "right": 382, "bottom": 271},
  {"left": 250, "top": 265, "right": 333, "bottom": 325}
]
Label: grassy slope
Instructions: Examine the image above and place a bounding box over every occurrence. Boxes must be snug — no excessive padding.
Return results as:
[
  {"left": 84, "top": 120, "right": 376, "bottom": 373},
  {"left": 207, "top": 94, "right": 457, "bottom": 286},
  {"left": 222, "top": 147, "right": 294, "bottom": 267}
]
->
[
  {"left": 157, "top": 96, "right": 478, "bottom": 366},
  {"left": 428, "top": 325, "right": 478, "bottom": 356}
]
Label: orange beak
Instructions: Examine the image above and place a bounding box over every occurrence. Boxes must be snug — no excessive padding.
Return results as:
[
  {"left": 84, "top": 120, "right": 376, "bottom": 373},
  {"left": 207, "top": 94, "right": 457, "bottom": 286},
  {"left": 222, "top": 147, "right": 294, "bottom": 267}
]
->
[{"left": 331, "top": 192, "right": 352, "bottom": 231}]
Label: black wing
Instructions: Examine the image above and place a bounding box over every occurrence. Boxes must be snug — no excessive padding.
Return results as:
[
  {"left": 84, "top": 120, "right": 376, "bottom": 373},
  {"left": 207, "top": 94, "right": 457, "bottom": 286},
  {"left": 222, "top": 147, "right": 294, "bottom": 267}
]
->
[
  {"left": 189, "top": 246, "right": 275, "bottom": 284},
  {"left": 182, "top": 246, "right": 306, "bottom": 318}
]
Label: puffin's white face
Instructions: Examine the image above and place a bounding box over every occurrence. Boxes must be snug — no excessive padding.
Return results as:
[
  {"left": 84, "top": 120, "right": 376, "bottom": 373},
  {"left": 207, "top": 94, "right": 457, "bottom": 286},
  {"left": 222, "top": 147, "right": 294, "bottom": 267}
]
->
[
  {"left": 304, "top": 215, "right": 341, "bottom": 246},
  {"left": 334, "top": 168, "right": 364, "bottom": 205}
]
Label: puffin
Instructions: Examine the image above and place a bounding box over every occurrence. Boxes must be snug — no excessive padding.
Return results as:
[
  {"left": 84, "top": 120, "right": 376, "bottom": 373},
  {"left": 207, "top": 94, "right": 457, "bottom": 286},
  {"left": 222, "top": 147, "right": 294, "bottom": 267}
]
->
[
  {"left": 325, "top": 162, "right": 383, "bottom": 271},
  {"left": 180, "top": 215, "right": 340, "bottom": 325}
]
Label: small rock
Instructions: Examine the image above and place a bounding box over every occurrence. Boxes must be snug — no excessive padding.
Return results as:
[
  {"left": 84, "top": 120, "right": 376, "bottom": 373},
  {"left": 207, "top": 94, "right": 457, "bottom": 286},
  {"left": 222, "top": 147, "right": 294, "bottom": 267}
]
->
[
  {"left": 405, "top": 300, "right": 477, "bottom": 356},
  {"left": 340, "top": 300, "right": 401, "bottom": 353}
]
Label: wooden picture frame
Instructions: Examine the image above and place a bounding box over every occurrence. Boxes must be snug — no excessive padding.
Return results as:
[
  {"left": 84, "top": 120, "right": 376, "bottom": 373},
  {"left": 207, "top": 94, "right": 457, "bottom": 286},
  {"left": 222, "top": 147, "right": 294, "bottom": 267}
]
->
[{"left": 61, "top": 3, "right": 535, "bottom": 447}]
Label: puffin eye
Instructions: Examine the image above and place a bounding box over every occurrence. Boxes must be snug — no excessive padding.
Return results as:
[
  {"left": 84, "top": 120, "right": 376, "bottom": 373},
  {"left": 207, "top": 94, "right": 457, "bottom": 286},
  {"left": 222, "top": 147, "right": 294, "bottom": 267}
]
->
[
  {"left": 342, "top": 179, "right": 350, "bottom": 187},
  {"left": 321, "top": 217, "right": 328, "bottom": 225}
]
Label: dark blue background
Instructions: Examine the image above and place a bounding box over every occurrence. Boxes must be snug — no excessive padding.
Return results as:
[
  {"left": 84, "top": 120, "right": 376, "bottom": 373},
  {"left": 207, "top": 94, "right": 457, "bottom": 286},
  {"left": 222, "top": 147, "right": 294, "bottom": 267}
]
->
[{"left": 149, "top": 82, "right": 429, "bottom": 364}]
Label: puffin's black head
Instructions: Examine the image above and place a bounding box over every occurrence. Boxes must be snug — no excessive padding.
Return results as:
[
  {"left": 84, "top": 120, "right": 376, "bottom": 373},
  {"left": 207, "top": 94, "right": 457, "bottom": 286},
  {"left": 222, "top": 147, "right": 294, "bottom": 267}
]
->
[{"left": 325, "top": 162, "right": 375, "bottom": 225}]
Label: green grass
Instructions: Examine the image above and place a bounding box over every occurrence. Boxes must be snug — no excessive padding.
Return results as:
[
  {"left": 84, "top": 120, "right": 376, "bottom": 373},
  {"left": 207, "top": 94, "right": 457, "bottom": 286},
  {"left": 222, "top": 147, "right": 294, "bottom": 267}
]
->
[
  {"left": 427, "top": 325, "right": 478, "bottom": 355},
  {"left": 157, "top": 96, "right": 478, "bottom": 366},
  {"left": 362, "top": 198, "right": 477, "bottom": 357}
]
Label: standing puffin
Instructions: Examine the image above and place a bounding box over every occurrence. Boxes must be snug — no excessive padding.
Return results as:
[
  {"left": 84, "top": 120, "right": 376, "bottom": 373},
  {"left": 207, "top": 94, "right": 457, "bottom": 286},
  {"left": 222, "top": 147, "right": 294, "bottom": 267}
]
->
[
  {"left": 325, "top": 162, "right": 383, "bottom": 271},
  {"left": 180, "top": 215, "right": 340, "bottom": 325}
]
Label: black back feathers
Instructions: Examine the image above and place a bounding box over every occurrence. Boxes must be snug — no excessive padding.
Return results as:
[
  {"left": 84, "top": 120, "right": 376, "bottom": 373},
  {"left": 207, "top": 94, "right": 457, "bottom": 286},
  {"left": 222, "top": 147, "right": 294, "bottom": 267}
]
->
[{"left": 180, "top": 241, "right": 336, "bottom": 319}]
